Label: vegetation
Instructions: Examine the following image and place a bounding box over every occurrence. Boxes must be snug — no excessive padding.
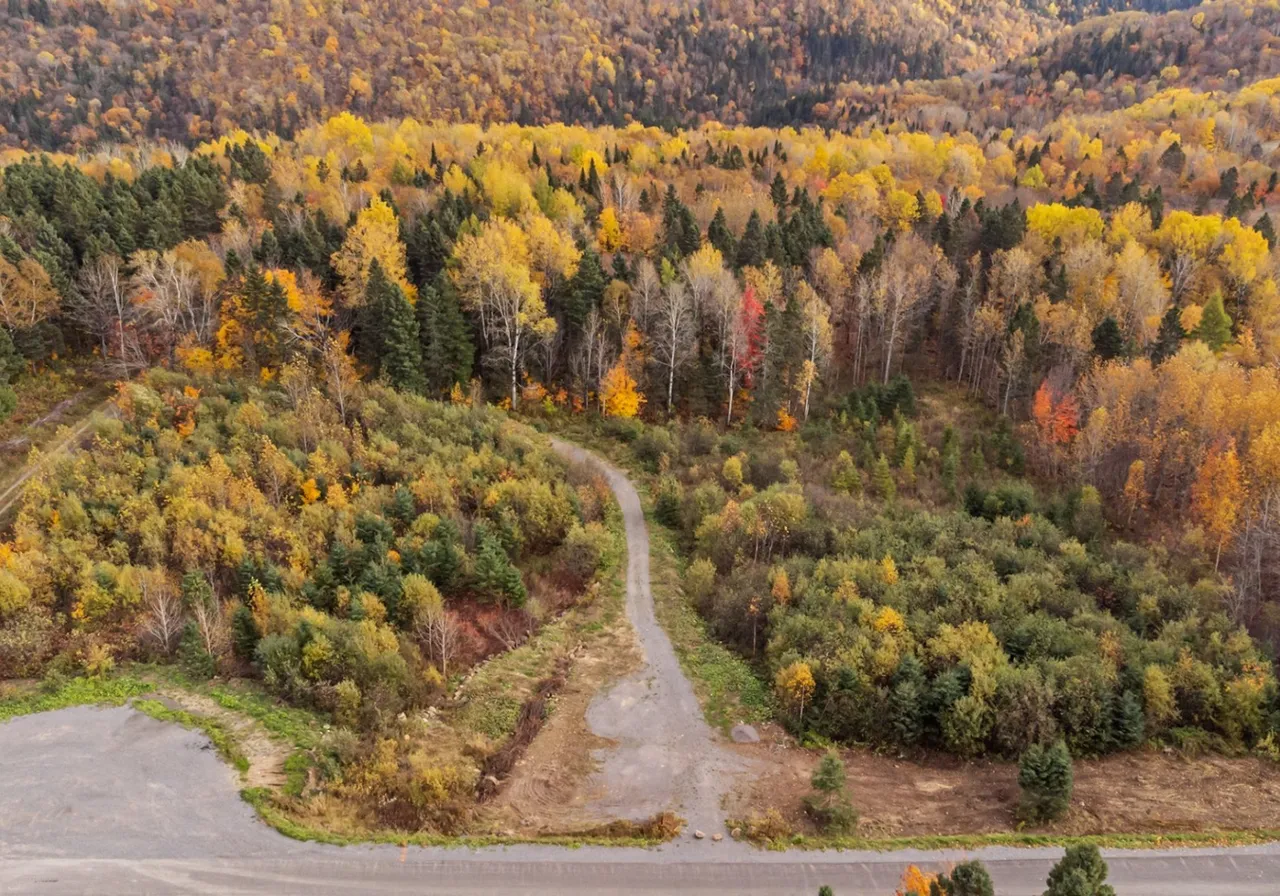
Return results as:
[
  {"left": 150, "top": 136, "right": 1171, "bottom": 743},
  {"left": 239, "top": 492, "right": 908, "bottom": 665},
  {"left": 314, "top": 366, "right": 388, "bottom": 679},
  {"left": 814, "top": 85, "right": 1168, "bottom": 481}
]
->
[{"left": 1018, "top": 741, "right": 1075, "bottom": 824}]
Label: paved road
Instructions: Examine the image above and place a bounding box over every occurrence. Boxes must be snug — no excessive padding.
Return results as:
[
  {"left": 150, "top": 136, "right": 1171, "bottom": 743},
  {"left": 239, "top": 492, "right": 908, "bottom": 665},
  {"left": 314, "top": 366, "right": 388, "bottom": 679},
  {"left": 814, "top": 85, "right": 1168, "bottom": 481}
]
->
[{"left": 2, "top": 442, "right": 1280, "bottom": 894}]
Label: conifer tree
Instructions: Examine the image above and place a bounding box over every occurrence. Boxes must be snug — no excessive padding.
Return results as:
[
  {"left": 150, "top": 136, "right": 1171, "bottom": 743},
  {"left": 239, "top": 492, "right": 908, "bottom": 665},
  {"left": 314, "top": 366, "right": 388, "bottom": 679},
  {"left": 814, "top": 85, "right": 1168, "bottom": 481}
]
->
[{"left": 1194, "top": 291, "right": 1233, "bottom": 351}]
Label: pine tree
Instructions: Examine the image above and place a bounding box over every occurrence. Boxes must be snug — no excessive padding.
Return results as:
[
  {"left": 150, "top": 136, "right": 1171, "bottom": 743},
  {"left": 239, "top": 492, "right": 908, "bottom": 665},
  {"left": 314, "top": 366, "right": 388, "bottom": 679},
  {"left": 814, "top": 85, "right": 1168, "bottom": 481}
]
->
[
  {"left": 1194, "top": 291, "right": 1233, "bottom": 351},
  {"left": 932, "top": 861, "right": 995, "bottom": 896},
  {"left": 831, "top": 450, "right": 861, "bottom": 494},
  {"left": 1110, "top": 689, "right": 1145, "bottom": 750},
  {"left": 417, "top": 280, "right": 474, "bottom": 394},
  {"left": 873, "top": 453, "right": 897, "bottom": 503},
  {"left": 566, "top": 247, "right": 606, "bottom": 329},
  {"left": 1018, "top": 741, "right": 1073, "bottom": 824},
  {"left": 770, "top": 172, "right": 789, "bottom": 210},
  {"left": 707, "top": 206, "right": 735, "bottom": 261},
  {"left": 474, "top": 529, "right": 527, "bottom": 607},
  {"left": 736, "top": 210, "right": 766, "bottom": 269},
  {"left": 1254, "top": 212, "right": 1276, "bottom": 250},
  {"left": 1090, "top": 316, "right": 1125, "bottom": 361},
  {"left": 1043, "top": 845, "right": 1116, "bottom": 896},
  {"left": 1150, "top": 305, "right": 1185, "bottom": 364},
  {"left": 380, "top": 276, "right": 425, "bottom": 393}
]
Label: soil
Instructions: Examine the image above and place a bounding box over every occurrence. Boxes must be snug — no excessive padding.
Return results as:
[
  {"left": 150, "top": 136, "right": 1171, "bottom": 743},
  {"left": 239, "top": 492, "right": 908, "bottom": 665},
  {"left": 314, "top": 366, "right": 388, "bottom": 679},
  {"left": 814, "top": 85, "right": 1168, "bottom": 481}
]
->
[
  {"left": 157, "top": 690, "right": 291, "bottom": 789},
  {"left": 726, "top": 733, "right": 1280, "bottom": 838}
]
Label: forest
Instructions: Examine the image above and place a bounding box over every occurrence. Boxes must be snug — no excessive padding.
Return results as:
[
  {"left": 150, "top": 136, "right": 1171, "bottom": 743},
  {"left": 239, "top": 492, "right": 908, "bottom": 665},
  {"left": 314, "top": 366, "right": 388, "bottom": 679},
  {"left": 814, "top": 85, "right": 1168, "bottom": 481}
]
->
[
  {"left": 0, "top": 0, "right": 1231, "bottom": 149},
  {"left": 0, "top": 0, "right": 1278, "bottom": 839}
]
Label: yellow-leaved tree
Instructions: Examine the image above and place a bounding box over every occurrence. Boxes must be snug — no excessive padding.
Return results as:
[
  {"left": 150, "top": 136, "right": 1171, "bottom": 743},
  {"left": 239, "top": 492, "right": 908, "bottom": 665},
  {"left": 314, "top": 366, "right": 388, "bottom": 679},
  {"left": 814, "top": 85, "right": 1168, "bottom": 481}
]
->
[{"left": 331, "top": 197, "right": 412, "bottom": 306}]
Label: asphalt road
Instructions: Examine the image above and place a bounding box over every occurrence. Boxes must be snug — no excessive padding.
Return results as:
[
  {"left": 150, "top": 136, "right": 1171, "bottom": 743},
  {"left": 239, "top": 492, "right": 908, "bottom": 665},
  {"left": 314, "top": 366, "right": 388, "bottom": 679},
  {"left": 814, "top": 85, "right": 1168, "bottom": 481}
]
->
[{"left": 3, "top": 443, "right": 1280, "bottom": 894}]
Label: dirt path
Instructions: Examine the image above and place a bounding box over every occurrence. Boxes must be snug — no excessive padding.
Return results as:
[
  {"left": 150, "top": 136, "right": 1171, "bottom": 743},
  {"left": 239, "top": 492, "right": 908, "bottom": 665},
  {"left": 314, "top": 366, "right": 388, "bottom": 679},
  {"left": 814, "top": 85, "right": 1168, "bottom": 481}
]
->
[
  {"left": 0, "top": 398, "right": 116, "bottom": 522},
  {"left": 155, "top": 691, "right": 290, "bottom": 789},
  {"left": 549, "top": 438, "right": 754, "bottom": 838}
]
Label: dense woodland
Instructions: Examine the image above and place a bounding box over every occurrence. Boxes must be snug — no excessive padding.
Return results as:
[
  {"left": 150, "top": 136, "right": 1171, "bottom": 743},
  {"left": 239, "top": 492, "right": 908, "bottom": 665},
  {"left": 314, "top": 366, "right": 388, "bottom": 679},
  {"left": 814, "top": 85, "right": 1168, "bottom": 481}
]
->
[
  {"left": 0, "top": 0, "right": 1229, "bottom": 149},
  {"left": 0, "top": 0, "right": 1279, "bottom": 834}
]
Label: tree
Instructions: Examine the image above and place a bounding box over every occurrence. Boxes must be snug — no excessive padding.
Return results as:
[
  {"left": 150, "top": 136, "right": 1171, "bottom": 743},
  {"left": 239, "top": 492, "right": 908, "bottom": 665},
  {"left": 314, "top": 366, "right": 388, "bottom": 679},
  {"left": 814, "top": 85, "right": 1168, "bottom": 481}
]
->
[
  {"left": 804, "top": 752, "right": 857, "bottom": 833},
  {"left": 1043, "top": 845, "right": 1115, "bottom": 896},
  {"left": 332, "top": 196, "right": 412, "bottom": 306},
  {"left": 1192, "top": 439, "right": 1244, "bottom": 570},
  {"left": 648, "top": 281, "right": 696, "bottom": 415},
  {"left": 451, "top": 219, "right": 556, "bottom": 408},
  {"left": 375, "top": 267, "right": 425, "bottom": 393},
  {"left": 1018, "top": 740, "right": 1073, "bottom": 824},
  {"left": 873, "top": 453, "right": 897, "bottom": 502},
  {"left": 869, "top": 234, "right": 952, "bottom": 383},
  {"left": 832, "top": 450, "right": 861, "bottom": 494},
  {"left": 930, "top": 862, "right": 995, "bottom": 896},
  {"left": 0, "top": 255, "right": 58, "bottom": 333},
  {"left": 600, "top": 359, "right": 644, "bottom": 418},
  {"left": 138, "top": 570, "right": 184, "bottom": 656},
  {"left": 1194, "top": 292, "right": 1233, "bottom": 351},
  {"left": 72, "top": 254, "right": 143, "bottom": 370},
  {"left": 777, "top": 661, "right": 815, "bottom": 727},
  {"left": 1090, "top": 317, "right": 1125, "bottom": 361}
]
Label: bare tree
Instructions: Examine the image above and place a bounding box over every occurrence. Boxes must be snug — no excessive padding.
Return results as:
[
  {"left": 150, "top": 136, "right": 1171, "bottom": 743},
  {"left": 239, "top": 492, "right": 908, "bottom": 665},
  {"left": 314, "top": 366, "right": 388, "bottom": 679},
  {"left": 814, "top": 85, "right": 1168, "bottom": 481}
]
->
[
  {"left": 138, "top": 571, "right": 184, "bottom": 656},
  {"left": 191, "top": 592, "right": 230, "bottom": 667},
  {"left": 647, "top": 281, "right": 696, "bottom": 415},
  {"left": 414, "top": 603, "right": 462, "bottom": 679},
  {"left": 869, "top": 233, "right": 954, "bottom": 383},
  {"left": 73, "top": 255, "right": 145, "bottom": 371},
  {"left": 632, "top": 258, "right": 662, "bottom": 327}
]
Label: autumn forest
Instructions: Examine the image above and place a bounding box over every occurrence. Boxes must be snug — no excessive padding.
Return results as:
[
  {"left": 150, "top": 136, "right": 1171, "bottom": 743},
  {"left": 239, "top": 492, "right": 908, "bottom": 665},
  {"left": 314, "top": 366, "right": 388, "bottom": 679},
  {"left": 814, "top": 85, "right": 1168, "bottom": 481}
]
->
[{"left": 0, "top": 0, "right": 1279, "bottom": 859}]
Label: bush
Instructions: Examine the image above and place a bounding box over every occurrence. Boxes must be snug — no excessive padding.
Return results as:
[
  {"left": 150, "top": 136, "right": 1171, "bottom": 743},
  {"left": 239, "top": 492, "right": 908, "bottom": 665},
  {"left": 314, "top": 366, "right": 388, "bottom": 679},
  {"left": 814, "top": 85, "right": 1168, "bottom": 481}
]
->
[
  {"left": 654, "top": 475, "right": 684, "bottom": 528},
  {"left": 561, "top": 521, "right": 611, "bottom": 588},
  {"left": 0, "top": 607, "right": 56, "bottom": 677},
  {"left": 633, "top": 425, "right": 675, "bottom": 470},
  {"left": 932, "top": 861, "right": 994, "bottom": 896},
  {"left": 1044, "top": 845, "right": 1115, "bottom": 896},
  {"left": 1018, "top": 740, "right": 1073, "bottom": 824},
  {"left": 803, "top": 751, "right": 857, "bottom": 834}
]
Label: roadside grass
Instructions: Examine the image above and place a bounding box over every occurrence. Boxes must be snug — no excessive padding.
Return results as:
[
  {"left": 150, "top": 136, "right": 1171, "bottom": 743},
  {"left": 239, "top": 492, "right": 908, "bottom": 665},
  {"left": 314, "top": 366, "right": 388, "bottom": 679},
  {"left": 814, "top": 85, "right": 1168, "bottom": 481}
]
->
[
  {"left": 0, "top": 674, "right": 151, "bottom": 722},
  {"left": 646, "top": 518, "right": 773, "bottom": 731},
  {"left": 132, "top": 697, "right": 251, "bottom": 775},
  {"left": 733, "top": 825, "right": 1280, "bottom": 852}
]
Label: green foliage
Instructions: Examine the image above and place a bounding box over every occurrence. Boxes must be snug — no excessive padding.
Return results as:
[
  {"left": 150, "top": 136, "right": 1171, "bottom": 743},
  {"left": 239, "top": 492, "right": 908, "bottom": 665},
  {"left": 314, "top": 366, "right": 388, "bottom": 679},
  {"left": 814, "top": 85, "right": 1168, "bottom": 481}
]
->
[
  {"left": 474, "top": 526, "right": 528, "bottom": 607},
  {"left": 1043, "top": 845, "right": 1116, "bottom": 896},
  {"left": 930, "top": 861, "right": 995, "bottom": 896},
  {"left": 804, "top": 751, "right": 858, "bottom": 834},
  {"left": 1018, "top": 740, "right": 1074, "bottom": 824},
  {"left": 0, "top": 675, "right": 152, "bottom": 722}
]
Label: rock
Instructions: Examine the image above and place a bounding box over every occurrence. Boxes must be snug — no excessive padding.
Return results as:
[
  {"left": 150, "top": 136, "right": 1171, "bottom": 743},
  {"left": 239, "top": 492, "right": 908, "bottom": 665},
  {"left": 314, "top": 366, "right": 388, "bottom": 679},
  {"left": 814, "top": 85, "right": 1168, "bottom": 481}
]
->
[
  {"left": 730, "top": 827, "right": 742, "bottom": 840},
  {"left": 730, "top": 724, "right": 760, "bottom": 744},
  {"left": 712, "top": 833, "right": 723, "bottom": 842},
  {"left": 693, "top": 829, "right": 706, "bottom": 840}
]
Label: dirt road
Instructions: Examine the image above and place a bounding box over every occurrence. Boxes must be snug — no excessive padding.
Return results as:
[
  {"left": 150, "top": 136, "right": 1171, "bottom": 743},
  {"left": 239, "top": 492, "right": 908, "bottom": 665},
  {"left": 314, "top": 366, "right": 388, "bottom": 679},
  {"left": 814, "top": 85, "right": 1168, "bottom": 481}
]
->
[{"left": 549, "top": 437, "right": 752, "bottom": 836}]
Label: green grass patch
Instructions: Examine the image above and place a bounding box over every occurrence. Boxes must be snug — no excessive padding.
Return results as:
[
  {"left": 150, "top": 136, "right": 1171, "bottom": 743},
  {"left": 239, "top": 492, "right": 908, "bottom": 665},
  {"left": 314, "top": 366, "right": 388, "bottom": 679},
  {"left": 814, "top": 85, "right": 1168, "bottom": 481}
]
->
[
  {"left": 647, "top": 515, "right": 773, "bottom": 731},
  {"left": 0, "top": 675, "right": 152, "bottom": 722},
  {"left": 132, "top": 697, "right": 250, "bottom": 775},
  {"left": 744, "top": 826, "right": 1280, "bottom": 852}
]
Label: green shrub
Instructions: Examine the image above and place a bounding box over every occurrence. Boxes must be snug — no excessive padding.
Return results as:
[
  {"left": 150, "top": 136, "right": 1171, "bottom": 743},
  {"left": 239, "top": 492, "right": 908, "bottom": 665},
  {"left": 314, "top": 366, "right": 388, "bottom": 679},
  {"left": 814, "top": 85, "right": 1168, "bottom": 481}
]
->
[
  {"left": 932, "top": 861, "right": 994, "bottom": 896},
  {"left": 803, "top": 751, "right": 857, "bottom": 834},
  {"left": 1018, "top": 740, "right": 1073, "bottom": 824},
  {"left": 1044, "top": 845, "right": 1115, "bottom": 896},
  {"left": 561, "top": 521, "right": 612, "bottom": 587}
]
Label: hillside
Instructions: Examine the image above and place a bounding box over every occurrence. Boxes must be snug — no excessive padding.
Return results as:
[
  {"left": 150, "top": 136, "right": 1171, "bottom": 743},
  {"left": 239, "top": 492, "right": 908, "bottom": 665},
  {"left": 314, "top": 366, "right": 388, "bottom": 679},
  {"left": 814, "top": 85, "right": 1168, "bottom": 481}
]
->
[{"left": 0, "top": 0, "right": 1211, "bottom": 150}]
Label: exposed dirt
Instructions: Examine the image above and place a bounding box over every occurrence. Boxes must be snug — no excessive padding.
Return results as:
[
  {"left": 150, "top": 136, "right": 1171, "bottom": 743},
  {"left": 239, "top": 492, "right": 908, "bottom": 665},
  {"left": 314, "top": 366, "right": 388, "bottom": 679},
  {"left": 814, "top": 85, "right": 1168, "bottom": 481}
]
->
[
  {"left": 157, "top": 690, "right": 290, "bottom": 789},
  {"left": 727, "top": 735, "right": 1280, "bottom": 838}
]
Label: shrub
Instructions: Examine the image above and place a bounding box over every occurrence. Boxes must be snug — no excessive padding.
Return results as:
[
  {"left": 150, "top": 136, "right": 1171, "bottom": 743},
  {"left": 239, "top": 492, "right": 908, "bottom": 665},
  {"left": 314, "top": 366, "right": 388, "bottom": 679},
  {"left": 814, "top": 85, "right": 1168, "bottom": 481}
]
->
[
  {"left": 1018, "top": 740, "right": 1073, "bottom": 824},
  {"left": 0, "top": 607, "right": 56, "bottom": 677},
  {"left": 803, "top": 751, "right": 857, "bottom": 834},
  {"left": 561, "top": 521, "right": 612, "bottom": 588},
  {"left": 932, "top": 861, "right": 995, "bottom": 896},
  {"left": 654, "top": 475, "right": 684, "bottom": 528},
  {"left": 633, "top": 426, "right": 675, "bottom": 470},
  {"left": 1044, "top": 845, "right": 1116, "bottom": 896}
]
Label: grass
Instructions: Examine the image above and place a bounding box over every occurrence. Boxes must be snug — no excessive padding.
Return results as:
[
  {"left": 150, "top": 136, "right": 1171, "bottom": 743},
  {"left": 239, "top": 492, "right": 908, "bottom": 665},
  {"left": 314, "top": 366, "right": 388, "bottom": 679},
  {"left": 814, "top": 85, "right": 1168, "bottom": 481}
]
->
[
  {"left": 646, "top": 519, "right": 773, "bottom": 731},
  {"left": 132, "top": 697, "right": 251, "bottom": 775},
  {"left": 0, "top": 675, "right": 152, "bottom": 722},
  {"left": 738, "top": 825, "right": 1280, "bottom": 852}
]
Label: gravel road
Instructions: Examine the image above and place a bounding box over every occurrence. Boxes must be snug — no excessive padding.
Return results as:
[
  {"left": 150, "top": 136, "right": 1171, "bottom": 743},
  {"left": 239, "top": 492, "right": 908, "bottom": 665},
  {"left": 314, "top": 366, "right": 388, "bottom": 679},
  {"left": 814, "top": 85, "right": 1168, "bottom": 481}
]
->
[
  {"left": 549, "top": 437, "right": 751, "bottom": 836},
  {"left": 2, "top": 440, "right": 1280, "bottom": 894}
]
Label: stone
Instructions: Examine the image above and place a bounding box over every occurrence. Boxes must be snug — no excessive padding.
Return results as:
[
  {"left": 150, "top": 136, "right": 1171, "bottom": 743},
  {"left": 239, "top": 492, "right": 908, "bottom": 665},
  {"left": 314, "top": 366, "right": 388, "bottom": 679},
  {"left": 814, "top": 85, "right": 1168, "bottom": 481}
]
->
[
  {"left": 693, "top": 830, "right": 705, "bottom": 840},
  {"left": 730, "top": 827, "right": 742, "bottom": 839},
  {"left": 712, "top": 833, "right": 723, "bottom": 842},
  {"left": 730, "top": 724, "right": 760, "bottom": 743}
]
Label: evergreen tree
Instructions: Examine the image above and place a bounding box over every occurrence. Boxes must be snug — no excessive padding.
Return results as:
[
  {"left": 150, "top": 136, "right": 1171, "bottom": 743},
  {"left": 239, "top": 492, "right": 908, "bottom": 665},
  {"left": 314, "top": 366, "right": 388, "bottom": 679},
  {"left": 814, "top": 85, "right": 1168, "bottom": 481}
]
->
[
  {"left": 1110, "top": 689, "right": 1145, "bottom": 750},
  {"left": 831, "top": 450, "right": 861, "bottom": 494},
  {"left": 736, "top": 210, "right": 766, "bottom": 269},
  {"left": 930, "top": 862, "right": 995, "bottom": 896},
  {"left": 1090, "top": 316, "right": 1125, "bottom": 361},
  {"left": 1018, "top": 741, "right": 1073, "bottom": 824},
  {"left": 380, "top": 277, "right": 425, "bottom": 393},
  {"left": 474, "top": 528, "right": 527, "bottom": 607},
  {"left": 707, "top": 206, "right": 736, "bottom": 261},
  {"left": 566, "top": 247, "right": 607, "bottom": 330},
  {"left": 873, "top": 453, "right": 897, "bottom": 503},
  {"left": 1194, "top": 291, "right": 1233, "bottom": 351},
  {"left": 1043, "top": 845, "right": 1116, "bottom": 896},
  {"left": 1150, "top": 304, "right": 1186, "bottom": 364},
  {"left": 417, "top": 280, "right": 474, "bottom": 393},
  {"left": 770, "top": 172, "right": 789, "bottom": 210},
  {"left": 1255, "top": 212, "right": 1276, "bottom": 250}
]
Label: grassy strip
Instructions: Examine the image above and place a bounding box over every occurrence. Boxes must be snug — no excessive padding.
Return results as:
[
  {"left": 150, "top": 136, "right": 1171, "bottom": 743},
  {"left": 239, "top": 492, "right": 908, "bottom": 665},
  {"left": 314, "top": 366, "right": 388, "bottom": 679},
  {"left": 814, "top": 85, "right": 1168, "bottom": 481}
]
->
[
  {"left": 746, "top": 827, "right": 1280, "bottom": 852},
  {"left": 646, "top": 519, "right": 773, "bottom": 731},
  {"left": 132, "top": 698, "right": 251, "bottom": 776},
  {"left": 0, "top": 675, "right": 152, "bottom": 722},
  {"left": 240, "top": 788, "right": 667, "bottom": 849}
]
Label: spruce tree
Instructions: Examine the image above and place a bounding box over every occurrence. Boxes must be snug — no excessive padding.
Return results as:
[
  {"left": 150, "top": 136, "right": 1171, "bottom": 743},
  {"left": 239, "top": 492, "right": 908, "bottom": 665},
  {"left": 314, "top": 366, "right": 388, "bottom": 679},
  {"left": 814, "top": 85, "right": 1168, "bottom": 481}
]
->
[
  {"left": 931, "top": 862, "right": 995, "bottom": 896},
  {"left": 736, "top": 210, "right": 766, "bottom": 269},
  {"left": 380, "top": 278, "right": 425, "bottom": 393},
  {"left": 1090, "top": 316, "right": 1125, "bottom": 361},
  {"left": 1194, "top": 291, "right": 1233, "bottom": 351},
  {"left": 1043, "top": 845, "right": 1116, "bottom": 896},
  {"left": 831, "top": 450, "right": 861, "bottom": 494},
  {"left": 1018, "top": 740, "right": 1073, "bottom": 823},
  {"left": 873, "top": 453, "right": 897, "bottom": 503},
  {"left": 1150, "top": 304, "right": 1186, "bottom": 364},
  {"left": 417, "top": 280, "right": 474, "bottom": 394},
  {"left": 474, "top": 530, "right": 527, "bottom": 607},
  {"left": 707, "top": 206, "right": 735, "bottom": 261}
]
